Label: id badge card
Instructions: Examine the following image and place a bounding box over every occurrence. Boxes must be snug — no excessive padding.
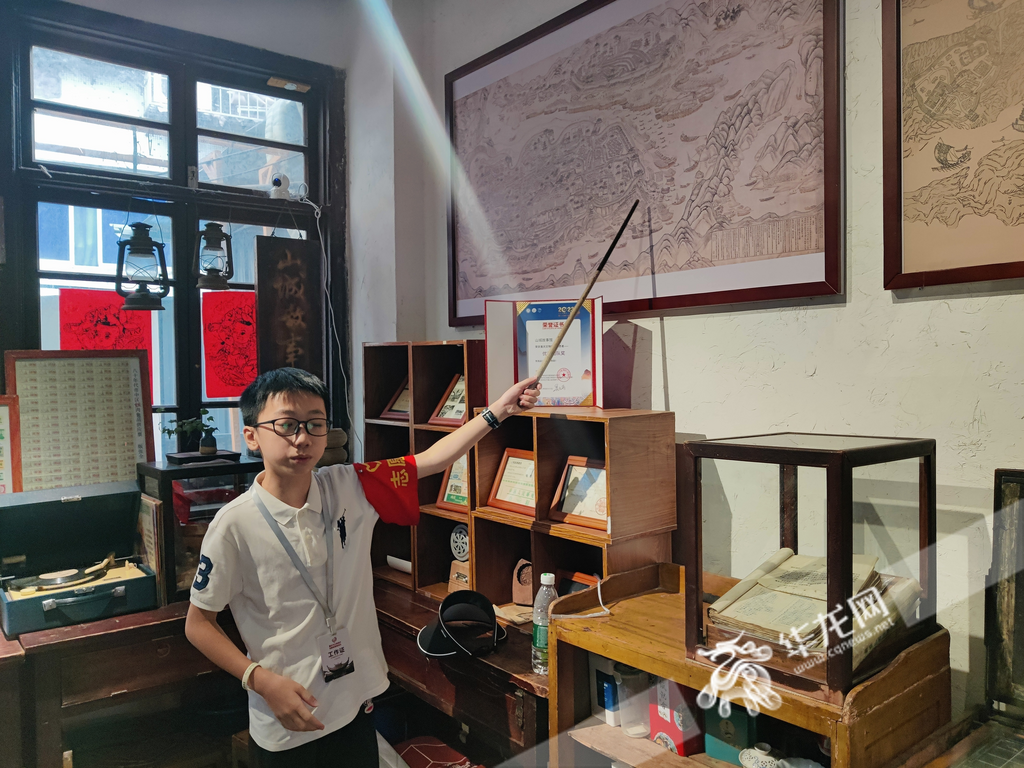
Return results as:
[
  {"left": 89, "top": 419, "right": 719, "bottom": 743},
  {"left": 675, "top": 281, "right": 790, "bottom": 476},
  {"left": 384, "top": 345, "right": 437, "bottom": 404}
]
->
[{"left": 318, "top": 628, "right": 356, "bottom": 683}]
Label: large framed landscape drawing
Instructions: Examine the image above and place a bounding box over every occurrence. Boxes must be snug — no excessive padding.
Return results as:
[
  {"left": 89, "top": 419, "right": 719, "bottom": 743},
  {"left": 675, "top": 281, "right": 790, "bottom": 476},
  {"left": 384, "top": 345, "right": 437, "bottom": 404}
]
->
[
  {"left": 446, "top": 0, "right": 843, "bottom": 326},
  {"left": 883, "top": 0, "right": 1024, "bottom": 289}
]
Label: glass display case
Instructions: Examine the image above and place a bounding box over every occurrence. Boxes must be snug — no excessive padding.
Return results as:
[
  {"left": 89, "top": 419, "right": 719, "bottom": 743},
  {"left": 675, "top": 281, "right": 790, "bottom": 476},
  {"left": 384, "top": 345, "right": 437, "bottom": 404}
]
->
[
  {"left": 137, "top": 456, "right": 263, "bottom": 603},
  {"left": 679, "top": 432, "right": 937, "bottom": 700}
]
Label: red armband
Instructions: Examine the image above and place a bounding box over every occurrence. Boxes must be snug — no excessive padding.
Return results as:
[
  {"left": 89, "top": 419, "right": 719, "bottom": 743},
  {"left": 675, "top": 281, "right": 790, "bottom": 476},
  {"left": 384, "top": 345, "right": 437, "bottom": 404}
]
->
[{"left": 355, "top": 455, "right": 419, "bottom": 525}]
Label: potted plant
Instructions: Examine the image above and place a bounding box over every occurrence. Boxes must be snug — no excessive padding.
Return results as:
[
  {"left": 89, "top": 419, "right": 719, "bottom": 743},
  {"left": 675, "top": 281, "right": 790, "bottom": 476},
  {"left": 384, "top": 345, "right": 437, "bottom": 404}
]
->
[{"left": 162, "top": 408, "right": 218, "bottom": 455}]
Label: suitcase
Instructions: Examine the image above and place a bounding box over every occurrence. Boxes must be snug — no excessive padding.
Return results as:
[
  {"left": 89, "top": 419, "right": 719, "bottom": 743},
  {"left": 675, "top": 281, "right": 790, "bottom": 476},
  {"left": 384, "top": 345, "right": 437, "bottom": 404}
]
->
[{"left": 0, "top": 480, "right": 157, "bottom": 637}]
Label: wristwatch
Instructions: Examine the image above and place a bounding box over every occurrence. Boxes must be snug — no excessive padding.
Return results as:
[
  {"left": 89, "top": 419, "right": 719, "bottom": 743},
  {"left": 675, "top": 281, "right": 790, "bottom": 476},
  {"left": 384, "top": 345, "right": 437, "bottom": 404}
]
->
[{"left": 481, "top": 408, "right": 501, "bottom": 429}]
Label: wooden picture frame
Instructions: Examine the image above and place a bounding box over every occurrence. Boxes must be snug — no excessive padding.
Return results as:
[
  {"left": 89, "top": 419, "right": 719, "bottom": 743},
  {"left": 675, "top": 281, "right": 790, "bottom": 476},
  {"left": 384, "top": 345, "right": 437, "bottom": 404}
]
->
[
  {"left": 254, "top": 236, "right": 325, "bottom": 380},
  {"left": 446, "top": 0, "right": 843, "bottom": 326},
  {"left": 137, "top": 494, "right": 165, "bottom": 606},
  {"left": 428, "top": 373, "right": 468, "bottom": 427},
  {"left": 0, "top": 395, "right": 22, "bottom": 494},
  {"left": 379, "top": 377, "right": 411, "bottom": 422},
  {"left": 882, "top": 0, "right": 1024, "bottom": 290},
  {"left": 549, "top": 456, "right": 607, "bottom": 530},
  {"left": 486, "top": 448, "right": 536, "bottom": 517},
  {"left": 5, "top": 349, "right": 155, "bottom": 491},
  {"left": 437, "top": 453, "right": 471, "bottom": 513}
]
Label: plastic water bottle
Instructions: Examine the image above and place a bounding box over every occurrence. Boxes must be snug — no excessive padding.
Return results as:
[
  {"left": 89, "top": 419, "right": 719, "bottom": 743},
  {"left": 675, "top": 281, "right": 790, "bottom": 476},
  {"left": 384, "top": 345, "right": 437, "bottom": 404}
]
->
[{"left": 532, "top": 572, "right": 558, "bottom": 674}]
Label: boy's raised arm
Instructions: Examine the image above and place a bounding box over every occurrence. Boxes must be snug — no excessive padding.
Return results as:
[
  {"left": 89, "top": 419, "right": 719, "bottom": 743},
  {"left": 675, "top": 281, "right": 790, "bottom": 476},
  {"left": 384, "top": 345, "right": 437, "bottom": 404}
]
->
[{"left": 413, "top": 377, "right": 540, "bottom": 477}]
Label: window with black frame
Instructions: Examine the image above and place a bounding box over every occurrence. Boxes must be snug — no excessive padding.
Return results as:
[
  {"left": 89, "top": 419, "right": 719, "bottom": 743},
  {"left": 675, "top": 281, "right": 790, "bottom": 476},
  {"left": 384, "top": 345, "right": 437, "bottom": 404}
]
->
[{"left": 6, "top": 3, "right": 342, "bottom": 457}]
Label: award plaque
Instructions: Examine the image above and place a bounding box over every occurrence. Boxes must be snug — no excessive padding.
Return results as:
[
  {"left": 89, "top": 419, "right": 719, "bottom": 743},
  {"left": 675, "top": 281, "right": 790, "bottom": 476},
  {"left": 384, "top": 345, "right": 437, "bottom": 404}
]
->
[
  {"left": 437, "top": 453, "right": 471, "bottom": 513},
  {"left": 429, "top": 374, "right": 467, "bottom": 427},
  {"left": 380, "top": 377, "right": 411, "bottom": 421},
  {"left": 550, "top": 456, "right": 607, "bottom": 530},
  {"left": 487, "top": 448, "right": 536, "bottom": 517}
]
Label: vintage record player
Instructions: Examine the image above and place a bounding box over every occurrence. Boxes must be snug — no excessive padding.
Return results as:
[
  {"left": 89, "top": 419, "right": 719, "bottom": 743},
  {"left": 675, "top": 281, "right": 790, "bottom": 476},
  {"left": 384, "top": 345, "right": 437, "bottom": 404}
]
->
[{"left": 0, "top": 481, "right": 157, "bottom": 637}]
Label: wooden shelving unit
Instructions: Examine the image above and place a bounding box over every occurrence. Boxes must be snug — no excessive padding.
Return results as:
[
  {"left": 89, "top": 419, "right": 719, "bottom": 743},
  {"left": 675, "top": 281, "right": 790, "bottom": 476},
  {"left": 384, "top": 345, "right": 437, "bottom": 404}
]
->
[
  {"left": 363, "top": 341, "right": 485, "bottom": 598},
  {"left": 363, "top": 342, "right": 678, "bottom": 617},
  {"left": 548, "top": 564, "right": 952, "bottom": 768},
  {"left": 472, "top": 406, "right": 677, "bottom": 610}
]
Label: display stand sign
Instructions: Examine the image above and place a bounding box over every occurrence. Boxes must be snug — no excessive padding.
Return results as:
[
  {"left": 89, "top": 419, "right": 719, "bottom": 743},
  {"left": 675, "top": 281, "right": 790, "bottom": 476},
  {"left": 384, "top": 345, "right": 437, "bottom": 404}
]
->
[{"left": 485, "top": 298, "right": 603, "bottom": 407}]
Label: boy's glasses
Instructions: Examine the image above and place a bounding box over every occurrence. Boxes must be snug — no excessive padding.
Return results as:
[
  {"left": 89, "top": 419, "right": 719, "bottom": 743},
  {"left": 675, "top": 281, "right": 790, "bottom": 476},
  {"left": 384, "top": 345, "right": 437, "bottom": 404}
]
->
[{"left": 255, "top": 418, "right": 331, "bottom": 437}]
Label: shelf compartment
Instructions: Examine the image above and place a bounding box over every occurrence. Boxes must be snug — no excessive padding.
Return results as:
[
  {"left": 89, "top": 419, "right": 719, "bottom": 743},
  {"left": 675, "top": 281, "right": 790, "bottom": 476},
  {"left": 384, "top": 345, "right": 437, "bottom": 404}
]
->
[
  {"left": 534, "top": 417, "right": 605, "bottom": 522},
  {"left": 371, "top": 522, "right": 414, "bottom": 588},
  {"left": 415, "top": 512, "right": 469, "bottom": 597},
  {"left": 569, "top": 718, "right": 732, "bottom": 768},
  {"left": 474, "top": 413, "right": 535, "bottom": 512},
  {"left": 472, "top": 515, "right": 531, "bottom": 607},
  {"left": 419, "top": 504, "right": 469, "bottom": 523},
  {"left": 363, "top": 343, "right": 411, "bottom": 423},
  {"left": 365, "top": 422, "right": 413, "bottom": 461},
  {"left": 372, "top": 563, "right": 413, "bottom": 590},
  {"left": 532, "top": 533, "right": 603, "bottom": 599}
]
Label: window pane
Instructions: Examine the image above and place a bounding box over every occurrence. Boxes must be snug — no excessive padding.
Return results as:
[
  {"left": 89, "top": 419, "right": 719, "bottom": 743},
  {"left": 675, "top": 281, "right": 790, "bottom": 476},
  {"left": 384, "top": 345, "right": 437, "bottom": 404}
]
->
[
  {"left": 34, "top": 109, "right": 170, "bottom": 177},
  {"left": 39, "top": 279, "right": 177, "bottom": 407},
  {"left": 201, "top": 290, "right": 257, "bottom": 401},
  {"left": 204, "top": 407, "right": 247, "bottom": 454},
  {"left": 31, "top": 47, "right": 170, "bottom": 123},
  {"left": 37, "top": 202, "right": 173, "bottom": 278},
  {"left": 199, "top": 220, "right": 305, "bottom": 284},
  {"left": 197, "top": 82, "right": 305, "bottom": 145},
  {"left": 198, "top": 136, "right": 304, "bottom": 190}
]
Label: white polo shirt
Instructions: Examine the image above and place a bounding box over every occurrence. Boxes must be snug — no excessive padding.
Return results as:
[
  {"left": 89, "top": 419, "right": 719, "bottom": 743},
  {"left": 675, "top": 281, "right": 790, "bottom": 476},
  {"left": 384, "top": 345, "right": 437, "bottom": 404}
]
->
[{"left": 190, "top": 463, "right": 391, "bottom": 752}]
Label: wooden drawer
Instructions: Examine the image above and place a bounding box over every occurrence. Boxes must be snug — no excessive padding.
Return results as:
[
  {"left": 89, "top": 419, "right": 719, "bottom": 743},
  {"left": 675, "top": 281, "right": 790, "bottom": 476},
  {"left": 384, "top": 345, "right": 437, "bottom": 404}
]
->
[{"left": 61, "top": 632, "right": 219, "bottom": 707}]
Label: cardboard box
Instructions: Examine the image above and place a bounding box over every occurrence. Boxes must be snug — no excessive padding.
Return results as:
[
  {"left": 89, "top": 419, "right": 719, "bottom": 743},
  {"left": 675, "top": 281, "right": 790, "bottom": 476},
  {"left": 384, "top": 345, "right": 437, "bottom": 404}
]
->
[
  {"left": 588, "top": 653, "right": 620, "bottom": 726},
  {"left": 648, "top": 677, "right": 704, "bottom": 756}
]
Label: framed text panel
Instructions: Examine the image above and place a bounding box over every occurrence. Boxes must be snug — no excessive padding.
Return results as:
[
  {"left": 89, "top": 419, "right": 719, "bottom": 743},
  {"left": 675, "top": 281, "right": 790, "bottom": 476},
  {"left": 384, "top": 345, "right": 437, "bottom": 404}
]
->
[{"left": 4, "top": 350, "right": 154, "bottom": 491}]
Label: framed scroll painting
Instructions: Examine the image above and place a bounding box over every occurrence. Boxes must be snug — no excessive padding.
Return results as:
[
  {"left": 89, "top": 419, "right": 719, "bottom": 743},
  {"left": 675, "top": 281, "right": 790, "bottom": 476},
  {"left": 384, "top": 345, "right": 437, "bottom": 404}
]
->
[
  {"left": 883, "top": 0, "right": 1024, "bottom": 289},
  {"left": 446, "top": 0, "right": 843, "bottom": 326}
]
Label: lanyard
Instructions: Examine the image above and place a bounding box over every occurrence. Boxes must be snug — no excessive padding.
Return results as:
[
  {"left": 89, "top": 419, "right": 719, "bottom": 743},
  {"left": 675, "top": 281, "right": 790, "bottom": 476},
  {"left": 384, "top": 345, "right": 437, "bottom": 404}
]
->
[{"left": 254, "top": 474, "right": 336, "bottom": 633}]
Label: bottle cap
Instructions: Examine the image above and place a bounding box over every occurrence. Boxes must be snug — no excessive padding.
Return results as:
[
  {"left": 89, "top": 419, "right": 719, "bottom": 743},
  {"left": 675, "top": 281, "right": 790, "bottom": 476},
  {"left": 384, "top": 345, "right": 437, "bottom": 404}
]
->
[{"left": 540, "top": 572, "right": 555, "bottom": 586}]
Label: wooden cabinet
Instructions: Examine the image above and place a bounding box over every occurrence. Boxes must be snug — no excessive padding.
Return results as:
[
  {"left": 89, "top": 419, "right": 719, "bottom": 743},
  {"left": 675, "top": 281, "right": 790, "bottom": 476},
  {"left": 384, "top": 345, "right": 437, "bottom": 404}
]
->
[
  {"left": 548, "top": 564, "right": 951, "bottom": 768},
  {"left": 0, "top": 633, "right": 24, "bottom": 768},
  {"left": 19, "top": 603, "right": 242, "bottom": 768},
  {"left": 472, "top": 407, "right": 676, "bottom": 607},
  {"left": 363, "top": 340, "right": 677, "bottom": 608},
  {"left": 363, "top": 340, "right": 486, "bottom": 594}
]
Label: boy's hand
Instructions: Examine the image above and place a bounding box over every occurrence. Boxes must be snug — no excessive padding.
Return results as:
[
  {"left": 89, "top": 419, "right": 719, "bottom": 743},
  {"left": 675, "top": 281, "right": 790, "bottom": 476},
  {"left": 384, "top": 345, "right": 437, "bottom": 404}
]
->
[
  {"left": 251, "top": 668, "right": 325, "bottom": 732},
  {"left": 490, "top": 377, "right": 541, "bottom": 422}
]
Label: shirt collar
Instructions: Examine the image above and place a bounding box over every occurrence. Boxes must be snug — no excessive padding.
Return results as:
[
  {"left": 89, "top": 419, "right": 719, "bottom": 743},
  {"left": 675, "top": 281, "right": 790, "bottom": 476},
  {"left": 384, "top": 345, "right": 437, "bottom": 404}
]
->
[{"left": 252, "top": 471, "right": 323, "bottom": 525}]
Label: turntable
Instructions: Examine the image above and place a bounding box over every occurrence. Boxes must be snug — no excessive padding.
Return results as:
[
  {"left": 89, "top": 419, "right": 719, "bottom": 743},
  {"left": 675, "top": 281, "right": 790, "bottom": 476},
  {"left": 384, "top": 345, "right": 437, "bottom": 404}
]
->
[{"left": 1, "top": 481, "right": 157, "bottom": 637}]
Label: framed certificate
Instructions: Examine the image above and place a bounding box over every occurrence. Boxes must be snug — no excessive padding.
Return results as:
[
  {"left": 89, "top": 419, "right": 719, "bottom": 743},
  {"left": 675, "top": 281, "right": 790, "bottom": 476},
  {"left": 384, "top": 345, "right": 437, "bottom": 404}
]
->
[
  {"left": 550, "top": 456, "right": 607, "bottom": 530},
  {"left": 429, "top": 374, "right": 467, "bottom": 427},
  {"left": 437, "top": 453, "right": 471, "bottom": 513},
  {"left": 379, "top": 377, "right": 411, "bottom": 421},
  {"left": 0, "top": 395, "right": 22, "bottom": 494},
  {"left": 512, "top": 299, "right": 601, "bottom": 407},
  {"left": 487, "top": 448, "right": 536, "bottom": 517}
]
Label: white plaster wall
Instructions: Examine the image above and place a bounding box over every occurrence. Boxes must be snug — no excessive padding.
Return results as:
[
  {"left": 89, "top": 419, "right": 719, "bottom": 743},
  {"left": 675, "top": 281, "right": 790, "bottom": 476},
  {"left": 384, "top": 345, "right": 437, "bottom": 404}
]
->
[
  {"left": 418, "top": 0, "right": 1024, "bottom": 717},
  {"left": 64, "top": 0, "right": 401, "bottom": 460}
]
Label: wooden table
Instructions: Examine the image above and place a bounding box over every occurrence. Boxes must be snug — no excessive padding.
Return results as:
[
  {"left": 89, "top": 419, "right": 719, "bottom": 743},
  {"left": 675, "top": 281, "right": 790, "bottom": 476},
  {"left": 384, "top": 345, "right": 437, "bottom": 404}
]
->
[
  {"left": 0, "top": 632, "right": 24, "bottom": 768},
  {"left": 374, "top": 579, "right": 548, "bottom": 764},
  {"left": 549, "top": 564, "right": 951, "bottom": 768},
  {"left": 19, "top": 602, "right": 239, "bottom": 768}
]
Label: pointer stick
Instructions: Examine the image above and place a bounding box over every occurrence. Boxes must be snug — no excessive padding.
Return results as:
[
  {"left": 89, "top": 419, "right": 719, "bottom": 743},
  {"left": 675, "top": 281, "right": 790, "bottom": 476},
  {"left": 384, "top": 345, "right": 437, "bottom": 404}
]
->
[{"left": 531, "top": 199, "right": 640, "bottom": 386}]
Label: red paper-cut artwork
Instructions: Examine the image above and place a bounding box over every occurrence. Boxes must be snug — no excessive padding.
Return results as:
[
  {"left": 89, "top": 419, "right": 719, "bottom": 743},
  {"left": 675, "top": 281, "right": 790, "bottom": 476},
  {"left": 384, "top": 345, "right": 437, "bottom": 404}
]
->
[
  {"left": 202, "top": 291, "right": 257, "bottom": 398},
  {"left": 59, "top": 288, "right": 154, "bottom": 400}
]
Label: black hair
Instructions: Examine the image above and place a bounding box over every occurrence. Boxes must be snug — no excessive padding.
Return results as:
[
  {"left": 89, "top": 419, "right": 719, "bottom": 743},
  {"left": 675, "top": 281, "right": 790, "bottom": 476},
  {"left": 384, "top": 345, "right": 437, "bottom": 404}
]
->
[{"left": 240, "top": 368, "right": 330, "bottom": 426}]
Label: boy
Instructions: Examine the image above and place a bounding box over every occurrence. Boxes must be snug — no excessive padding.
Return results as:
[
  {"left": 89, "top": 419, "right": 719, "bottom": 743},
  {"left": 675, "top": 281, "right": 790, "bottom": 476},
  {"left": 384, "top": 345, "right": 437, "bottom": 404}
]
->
[{"left": 185, "top": 367, "right": 539, "bottom": 767}]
